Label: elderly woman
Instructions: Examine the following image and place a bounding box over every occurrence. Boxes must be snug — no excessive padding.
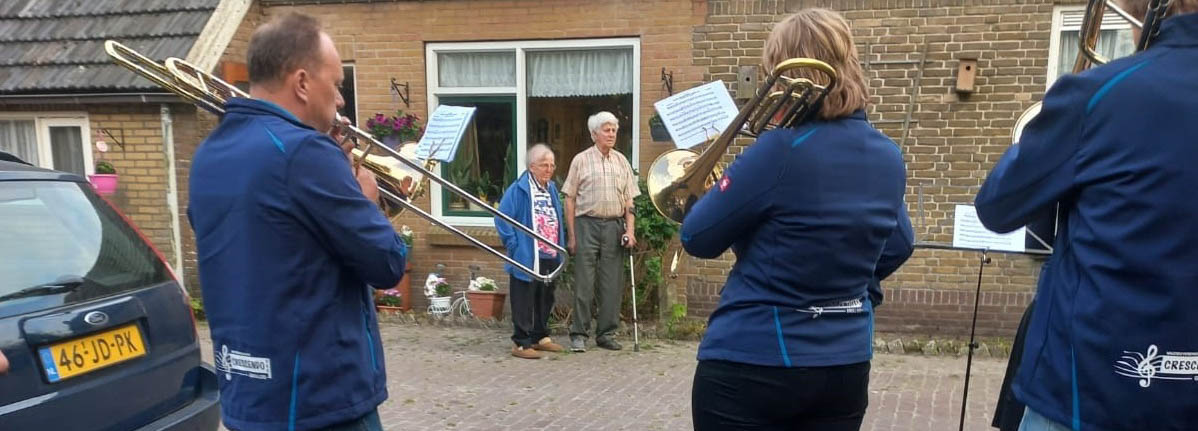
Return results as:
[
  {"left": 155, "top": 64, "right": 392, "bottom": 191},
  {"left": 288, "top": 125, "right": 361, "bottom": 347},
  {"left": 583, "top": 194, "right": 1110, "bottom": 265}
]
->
[
  {"left": 495, "top": 143, "right": 567, "bottom": 359},
  {"left": 680, "top": 8, "right": 913, "bottom": 430}
]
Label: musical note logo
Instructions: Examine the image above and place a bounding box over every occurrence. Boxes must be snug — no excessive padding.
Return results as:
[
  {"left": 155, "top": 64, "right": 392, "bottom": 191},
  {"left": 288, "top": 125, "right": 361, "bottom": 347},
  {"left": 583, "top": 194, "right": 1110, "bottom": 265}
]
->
[{"left": 1114, "top": 344, "right": 1162, "bottom": 388}]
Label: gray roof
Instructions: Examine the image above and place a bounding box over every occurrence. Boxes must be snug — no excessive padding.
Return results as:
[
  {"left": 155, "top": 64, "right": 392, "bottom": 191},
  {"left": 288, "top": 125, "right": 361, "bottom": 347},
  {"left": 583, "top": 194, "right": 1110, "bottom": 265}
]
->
[{"left": 0, "top": 0, "right": 220, "bottom": 94}]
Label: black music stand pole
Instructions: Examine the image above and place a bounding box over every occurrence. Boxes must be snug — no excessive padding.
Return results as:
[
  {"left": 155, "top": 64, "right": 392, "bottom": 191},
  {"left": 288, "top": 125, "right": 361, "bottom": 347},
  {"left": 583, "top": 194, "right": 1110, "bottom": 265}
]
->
[{"left": 959, "top": 248, "right": 991, "bottom": 431}]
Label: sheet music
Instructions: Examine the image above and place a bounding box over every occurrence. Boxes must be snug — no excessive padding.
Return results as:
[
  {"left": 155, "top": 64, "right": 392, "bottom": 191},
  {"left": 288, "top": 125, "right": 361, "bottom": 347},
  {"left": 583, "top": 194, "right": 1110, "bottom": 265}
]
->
[
  {"left": 417, "top": 105, "right": 476, "bottom": 162},
  {"left": 952, "top": 204, "right": 1026, "bottom": 253},
  {"left": 653, "top": 81, "right": 740, "bottom": 149}
]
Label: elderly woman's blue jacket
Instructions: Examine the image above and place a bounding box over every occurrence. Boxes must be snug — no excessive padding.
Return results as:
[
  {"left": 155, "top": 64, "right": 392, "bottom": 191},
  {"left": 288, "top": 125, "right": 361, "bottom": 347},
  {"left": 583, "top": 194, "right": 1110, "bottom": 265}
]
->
[{"left": 495, "top": 170, "right": 567, "bottom": 281}]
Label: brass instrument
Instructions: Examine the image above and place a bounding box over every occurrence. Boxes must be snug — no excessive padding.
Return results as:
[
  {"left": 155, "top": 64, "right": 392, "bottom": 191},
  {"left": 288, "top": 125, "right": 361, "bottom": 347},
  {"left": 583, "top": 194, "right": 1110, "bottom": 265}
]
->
[
  {"left": 104, "top": 41, "right": 567, "bottom": 282},
  {"left": 647, "top": 58, "right": 837, "bottom": 224},
  {"left": 1014, "top": 0, "right": 1172, "bottom": 143}
]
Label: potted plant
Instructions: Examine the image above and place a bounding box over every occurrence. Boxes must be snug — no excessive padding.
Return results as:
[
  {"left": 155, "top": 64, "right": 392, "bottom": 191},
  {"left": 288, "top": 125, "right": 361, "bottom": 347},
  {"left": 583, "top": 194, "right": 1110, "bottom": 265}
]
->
[
  {"left": 396, "top": 225, "right": 415, "bottom": 311},
  {"left": 365, "top": 110, "right": 424, "bottom": 149},
  {"left": 375, "top": 288, "right": 403, "bottom": 314},
  {"left": 649, "top": 112, "right": 671, "bottom": 142},
  {"left": 424, "top": 274, "right": 452, "bottom": 315},
  {"left": 466, "top": 276, "right": 505, "bottom": 320},
  {"left": 88, "top": 141, "right": 118, "bottom": 196}
]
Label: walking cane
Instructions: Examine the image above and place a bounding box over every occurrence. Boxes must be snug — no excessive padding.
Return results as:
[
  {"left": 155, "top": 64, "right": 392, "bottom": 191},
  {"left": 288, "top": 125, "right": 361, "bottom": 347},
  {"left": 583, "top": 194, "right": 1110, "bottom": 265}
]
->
[{"left": 623, "top": 235, "right": 641, "bottom": 352}]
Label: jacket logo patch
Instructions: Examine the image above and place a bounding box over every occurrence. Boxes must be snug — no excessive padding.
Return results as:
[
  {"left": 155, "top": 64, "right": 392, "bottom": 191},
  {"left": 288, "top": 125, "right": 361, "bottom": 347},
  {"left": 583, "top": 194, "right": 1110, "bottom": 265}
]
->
[
  {"left": 1114, "top": 344, "right": 1198, "bottom": 387},
  {"left": 216, "top": 344, "right": 273, "bottom": 381},
  {"left": 718, "top": 175, "right": 731, "bottom": 192}
]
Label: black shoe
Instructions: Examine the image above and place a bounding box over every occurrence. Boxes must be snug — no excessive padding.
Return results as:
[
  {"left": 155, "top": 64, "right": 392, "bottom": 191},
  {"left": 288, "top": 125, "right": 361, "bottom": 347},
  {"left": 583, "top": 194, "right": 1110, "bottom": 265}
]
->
[{"left": 596, "top": 338, "right": 623, "bottom": 351}]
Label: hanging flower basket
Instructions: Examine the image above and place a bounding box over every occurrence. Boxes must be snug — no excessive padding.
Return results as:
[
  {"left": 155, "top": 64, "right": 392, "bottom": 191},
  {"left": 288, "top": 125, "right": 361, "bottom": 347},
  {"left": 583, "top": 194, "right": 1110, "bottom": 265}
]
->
[
  {"left": 649, "top": 113, "right": 671, "bottom": 142},
  {"left": 89, "top": 157, "right": 118, "bottom": 196}
]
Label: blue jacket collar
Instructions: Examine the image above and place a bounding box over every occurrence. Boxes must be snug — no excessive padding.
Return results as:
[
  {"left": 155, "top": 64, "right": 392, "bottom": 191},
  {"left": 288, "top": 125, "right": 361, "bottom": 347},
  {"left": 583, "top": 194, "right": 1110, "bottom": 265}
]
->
[
  {"left": 514, "top": 170, "right": 555, "bottom": 195},
  {"left": 1154, "top": 12, "right": 1198, "bottom": 47},
  {"left": 225, "top": 98, "right": 311, "bottom": 130}
]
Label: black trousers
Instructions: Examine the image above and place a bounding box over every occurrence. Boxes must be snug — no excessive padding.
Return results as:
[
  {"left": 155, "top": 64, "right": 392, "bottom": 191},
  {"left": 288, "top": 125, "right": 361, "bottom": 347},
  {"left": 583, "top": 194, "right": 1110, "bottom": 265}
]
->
[
  {"left": 692, "top": 360, "right": 870, "bottom": 431},
  {"left": 509, "top": 258, "right": 557, "bottom": 348}
]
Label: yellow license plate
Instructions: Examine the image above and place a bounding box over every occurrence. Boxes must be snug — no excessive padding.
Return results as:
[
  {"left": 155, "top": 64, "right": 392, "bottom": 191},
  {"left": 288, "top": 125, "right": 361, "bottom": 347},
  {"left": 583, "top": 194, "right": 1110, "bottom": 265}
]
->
[{"left": 38, "top": 324, "right": 147, "bottom": 382}]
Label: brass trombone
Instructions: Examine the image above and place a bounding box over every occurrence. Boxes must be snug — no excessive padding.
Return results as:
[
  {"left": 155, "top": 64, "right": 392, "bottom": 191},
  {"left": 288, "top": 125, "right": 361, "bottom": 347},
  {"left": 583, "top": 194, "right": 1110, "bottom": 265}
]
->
[
  {"left": 1013, "top": 0, "right": 1172, "bottom": 143},
  {"left": 647, "top": 58, "right": 837, "bottom": 224},
  {"left": 645, "top": 58, "right": 836, "bottom": 278},
  {"left": 104, "top": 40, "right": 567, "bottom": 282}
]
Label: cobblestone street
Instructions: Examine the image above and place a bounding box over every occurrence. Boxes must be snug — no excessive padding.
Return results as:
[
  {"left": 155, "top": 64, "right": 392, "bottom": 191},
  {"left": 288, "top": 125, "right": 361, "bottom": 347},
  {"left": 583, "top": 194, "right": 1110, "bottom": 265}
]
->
[{"left": 201, "top": 322, "right": 1006, "bottom": 430}]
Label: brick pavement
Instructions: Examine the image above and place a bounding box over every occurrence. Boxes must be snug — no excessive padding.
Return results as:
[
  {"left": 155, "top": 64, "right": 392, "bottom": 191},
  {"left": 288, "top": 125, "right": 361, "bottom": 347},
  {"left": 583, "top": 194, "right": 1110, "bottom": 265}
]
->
[{"left": 200, "top": 322, "right": 1007, "bottom": 430}]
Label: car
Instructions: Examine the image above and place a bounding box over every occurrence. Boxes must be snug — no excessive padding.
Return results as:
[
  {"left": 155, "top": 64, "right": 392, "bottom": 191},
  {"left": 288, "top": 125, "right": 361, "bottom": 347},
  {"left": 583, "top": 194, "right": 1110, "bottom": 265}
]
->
[{"left": 0, "top": 159, "right": 219, "bottom": 430}]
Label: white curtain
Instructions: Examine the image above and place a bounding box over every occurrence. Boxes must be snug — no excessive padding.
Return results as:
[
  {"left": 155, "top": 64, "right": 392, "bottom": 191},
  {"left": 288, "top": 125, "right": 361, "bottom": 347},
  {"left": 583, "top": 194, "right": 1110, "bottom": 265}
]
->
[
  {"left": 1057, "top": 29, "right": 1135, "bottom": 80},
  {"left": 0, "top": 120, "right": 38, "bottom": 165},
  {"left": 438, "top": 51, "right": 516, "bottom": 87},
  {"left": 528, "top": 49, "right": 633, "bottom": 97},
  {"left": 49, "top": 126, "right": 85, "bottom": 176}
]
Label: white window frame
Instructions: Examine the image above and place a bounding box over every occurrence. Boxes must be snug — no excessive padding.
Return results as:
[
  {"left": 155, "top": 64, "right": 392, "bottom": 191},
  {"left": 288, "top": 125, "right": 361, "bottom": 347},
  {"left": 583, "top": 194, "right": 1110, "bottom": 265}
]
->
[
  {"left": 0, "top": 112, "right": 93, "bottom": 175},
  {"left": 1047, "top": 6, "right": 1134, "bottom": 87},
  {"left": 341, "top": 63, "right": 359, "bottom": 124},
  {"left": 425, "top": 38, "right": 641, "bottom": 226}
]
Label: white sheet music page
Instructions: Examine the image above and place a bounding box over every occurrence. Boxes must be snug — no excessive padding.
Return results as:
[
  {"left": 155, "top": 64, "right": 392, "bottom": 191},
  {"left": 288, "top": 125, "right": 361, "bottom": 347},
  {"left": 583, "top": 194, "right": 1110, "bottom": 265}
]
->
[
  {"left": 417, "top": 105, "right": 476, "bottom": 162},
  {"left": 952, "top": 204, "right": 1026, "bottom": 253},
  {"left": 653, "top": 81, "right": 739, "bottom": 149}
]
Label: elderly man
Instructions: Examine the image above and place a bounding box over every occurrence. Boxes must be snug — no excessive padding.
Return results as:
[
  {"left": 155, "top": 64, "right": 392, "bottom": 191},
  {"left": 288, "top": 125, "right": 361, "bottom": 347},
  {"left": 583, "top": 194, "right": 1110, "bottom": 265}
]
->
[
  {"left": 496, "top": 143, "right": 568, "bottom": 359},
  {"left": 562, "top": 111, "right": 638, "bottom": 352}
]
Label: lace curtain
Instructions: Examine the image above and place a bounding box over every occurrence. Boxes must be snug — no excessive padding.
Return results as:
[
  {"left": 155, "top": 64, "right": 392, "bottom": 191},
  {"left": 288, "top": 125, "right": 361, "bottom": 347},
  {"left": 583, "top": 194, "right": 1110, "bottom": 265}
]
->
[
  {"left": 438, "top": 51, "right": 516, "bottom": 87},
  {"left": 1056, "top": 29, "right": 1135, "bottom": 80},
  {"left": 0, "top": 120, "right": 38, "bottom": 165},
  {"left": 527, "top": 49, "right": 633, "bottom": 97}
]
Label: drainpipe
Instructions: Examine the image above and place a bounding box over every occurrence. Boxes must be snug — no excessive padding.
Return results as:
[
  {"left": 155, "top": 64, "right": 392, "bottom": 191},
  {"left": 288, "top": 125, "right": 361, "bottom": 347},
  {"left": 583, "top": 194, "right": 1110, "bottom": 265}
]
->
[{"left": 161, "top": 104, "right": 186, "bottom": 288}]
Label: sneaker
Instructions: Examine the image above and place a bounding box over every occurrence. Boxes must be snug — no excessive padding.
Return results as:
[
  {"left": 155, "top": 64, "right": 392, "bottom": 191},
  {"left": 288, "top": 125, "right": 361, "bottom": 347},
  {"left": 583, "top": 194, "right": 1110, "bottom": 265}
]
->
[
  {"left": 511, "top": 346, "right": 542, "bottom": 360},
  {"left": 596, "top": 337, "right": 623, "bottom": 351},
  {"left": 533, "top": 337, "right": 565, "bottom": 353},
  {"left": 569, "top": 335, "right": 587, "bottom": 352}
]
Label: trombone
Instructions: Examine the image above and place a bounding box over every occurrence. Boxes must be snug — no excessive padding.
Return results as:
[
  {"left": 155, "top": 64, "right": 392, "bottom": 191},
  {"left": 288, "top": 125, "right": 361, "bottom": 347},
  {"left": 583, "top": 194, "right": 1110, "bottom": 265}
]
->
[
  {"left": 104, "top": 40, "right": 568, "bottom": 282},
  {"left": 1012, "top": 0, "right": 1172, "bottom": 143},
  {"left": 646, "top": 58, "right": 836, "bottom": 277},
  {"left": 647, "top": 58, "right": 837, "bottom": 224}
]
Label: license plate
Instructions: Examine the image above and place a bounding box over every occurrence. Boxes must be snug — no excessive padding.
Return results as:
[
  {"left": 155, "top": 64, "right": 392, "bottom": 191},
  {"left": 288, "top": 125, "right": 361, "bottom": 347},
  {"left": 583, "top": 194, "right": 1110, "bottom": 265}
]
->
[{"left": 38, "top": 324, "right": 147, "bottom": 382}]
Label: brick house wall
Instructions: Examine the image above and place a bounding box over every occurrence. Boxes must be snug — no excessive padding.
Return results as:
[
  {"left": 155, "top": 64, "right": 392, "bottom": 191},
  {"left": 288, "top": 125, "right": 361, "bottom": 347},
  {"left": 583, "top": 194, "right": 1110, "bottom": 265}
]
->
[
  {"left": 686, "top": 0, "right": 1091, "bottom": 337},
  {"left": 190, "top": 0, "right": 706, "bottom": 312}
]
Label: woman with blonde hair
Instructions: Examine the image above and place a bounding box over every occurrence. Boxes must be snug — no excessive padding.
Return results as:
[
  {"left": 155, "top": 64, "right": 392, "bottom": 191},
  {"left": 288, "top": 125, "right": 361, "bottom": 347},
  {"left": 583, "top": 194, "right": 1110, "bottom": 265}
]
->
[{"left": 682, "top": 8, "right": 912, "bottom": 430}]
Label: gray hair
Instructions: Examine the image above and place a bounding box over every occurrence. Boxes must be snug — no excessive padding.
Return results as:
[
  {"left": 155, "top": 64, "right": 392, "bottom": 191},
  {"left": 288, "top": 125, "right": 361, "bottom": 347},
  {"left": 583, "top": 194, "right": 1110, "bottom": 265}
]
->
[
  {"left": 587, "top": 111, "right": 619, "bottom": 135},
  {"left": 527, "top": 143, "right": 554, "bottom": 167},
  {"left": 247, "top": 12, "right": 324, "bottom": 86}
]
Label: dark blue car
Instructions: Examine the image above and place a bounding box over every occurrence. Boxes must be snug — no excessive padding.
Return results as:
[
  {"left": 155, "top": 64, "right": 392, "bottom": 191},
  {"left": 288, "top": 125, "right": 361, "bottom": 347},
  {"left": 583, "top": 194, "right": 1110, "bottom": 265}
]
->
[{"left": 0, "top": 159, "right": 219, "bottom": 430}]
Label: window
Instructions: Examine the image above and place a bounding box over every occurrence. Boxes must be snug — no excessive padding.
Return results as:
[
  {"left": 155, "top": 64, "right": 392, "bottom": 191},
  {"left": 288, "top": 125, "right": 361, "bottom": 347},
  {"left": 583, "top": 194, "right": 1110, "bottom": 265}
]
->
[
  {"left": 426, "top": 39, "right": 640, "bottom": 226},
  {"left": 0, "top": 114, "right": 92, "bottom": 176},
  {"left": 339, "top": 64, "right": 358, "bottom": 126},
  {"left": 1048, "top": 7, "right": 1138, "bottom": 86}
]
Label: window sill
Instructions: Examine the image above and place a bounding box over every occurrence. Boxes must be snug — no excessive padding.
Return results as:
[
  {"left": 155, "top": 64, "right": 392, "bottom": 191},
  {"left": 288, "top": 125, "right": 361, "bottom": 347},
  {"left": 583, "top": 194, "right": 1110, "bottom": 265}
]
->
[{"left": 429, "top": 225, "right": 504, "bottom": 248}]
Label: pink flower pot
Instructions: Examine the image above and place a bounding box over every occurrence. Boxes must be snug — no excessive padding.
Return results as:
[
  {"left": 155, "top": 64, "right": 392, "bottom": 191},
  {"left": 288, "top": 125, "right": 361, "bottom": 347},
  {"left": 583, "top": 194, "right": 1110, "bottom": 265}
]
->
[{"left": 88, "top": 174, "right": 118, "bottom": 195}]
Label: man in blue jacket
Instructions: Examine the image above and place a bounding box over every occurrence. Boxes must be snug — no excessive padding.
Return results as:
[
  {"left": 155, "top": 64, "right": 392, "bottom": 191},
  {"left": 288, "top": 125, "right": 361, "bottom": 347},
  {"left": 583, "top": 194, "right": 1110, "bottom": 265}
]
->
[
  {"left": 188, "top": 13, "right": 406, "bottom": 431},
  {"left": 496, "top": 143, "right": 568, "bottom": 359},
  {"left": 975, "top": 2, "right": 1198, "bottom": 429}
]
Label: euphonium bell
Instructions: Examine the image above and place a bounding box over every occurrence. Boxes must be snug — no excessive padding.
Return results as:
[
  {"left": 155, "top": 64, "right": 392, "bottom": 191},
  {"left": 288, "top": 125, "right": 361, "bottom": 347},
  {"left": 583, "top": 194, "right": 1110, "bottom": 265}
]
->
[{"left": 647, "top": 58, "right": 837, "bottom": 224}]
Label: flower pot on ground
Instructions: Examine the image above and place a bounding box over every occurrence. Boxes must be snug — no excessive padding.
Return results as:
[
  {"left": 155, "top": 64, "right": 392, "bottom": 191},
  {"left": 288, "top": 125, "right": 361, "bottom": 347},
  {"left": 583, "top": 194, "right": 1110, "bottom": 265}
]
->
[
  {"left": 466, "top": 290, "right": 506, "bottom": 320},
  {"left": 375, "top": 285, "right": 403, "bottom": 315},
  {"left": 467, "top": 276, "right": 504, "bottom": 320}
]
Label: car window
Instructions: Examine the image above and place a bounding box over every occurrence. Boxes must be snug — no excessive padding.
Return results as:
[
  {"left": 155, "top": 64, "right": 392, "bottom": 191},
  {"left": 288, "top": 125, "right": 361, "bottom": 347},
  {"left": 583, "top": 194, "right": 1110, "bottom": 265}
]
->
[{"left": 0, "top": 181, "right": 172, "bottom": 312}]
